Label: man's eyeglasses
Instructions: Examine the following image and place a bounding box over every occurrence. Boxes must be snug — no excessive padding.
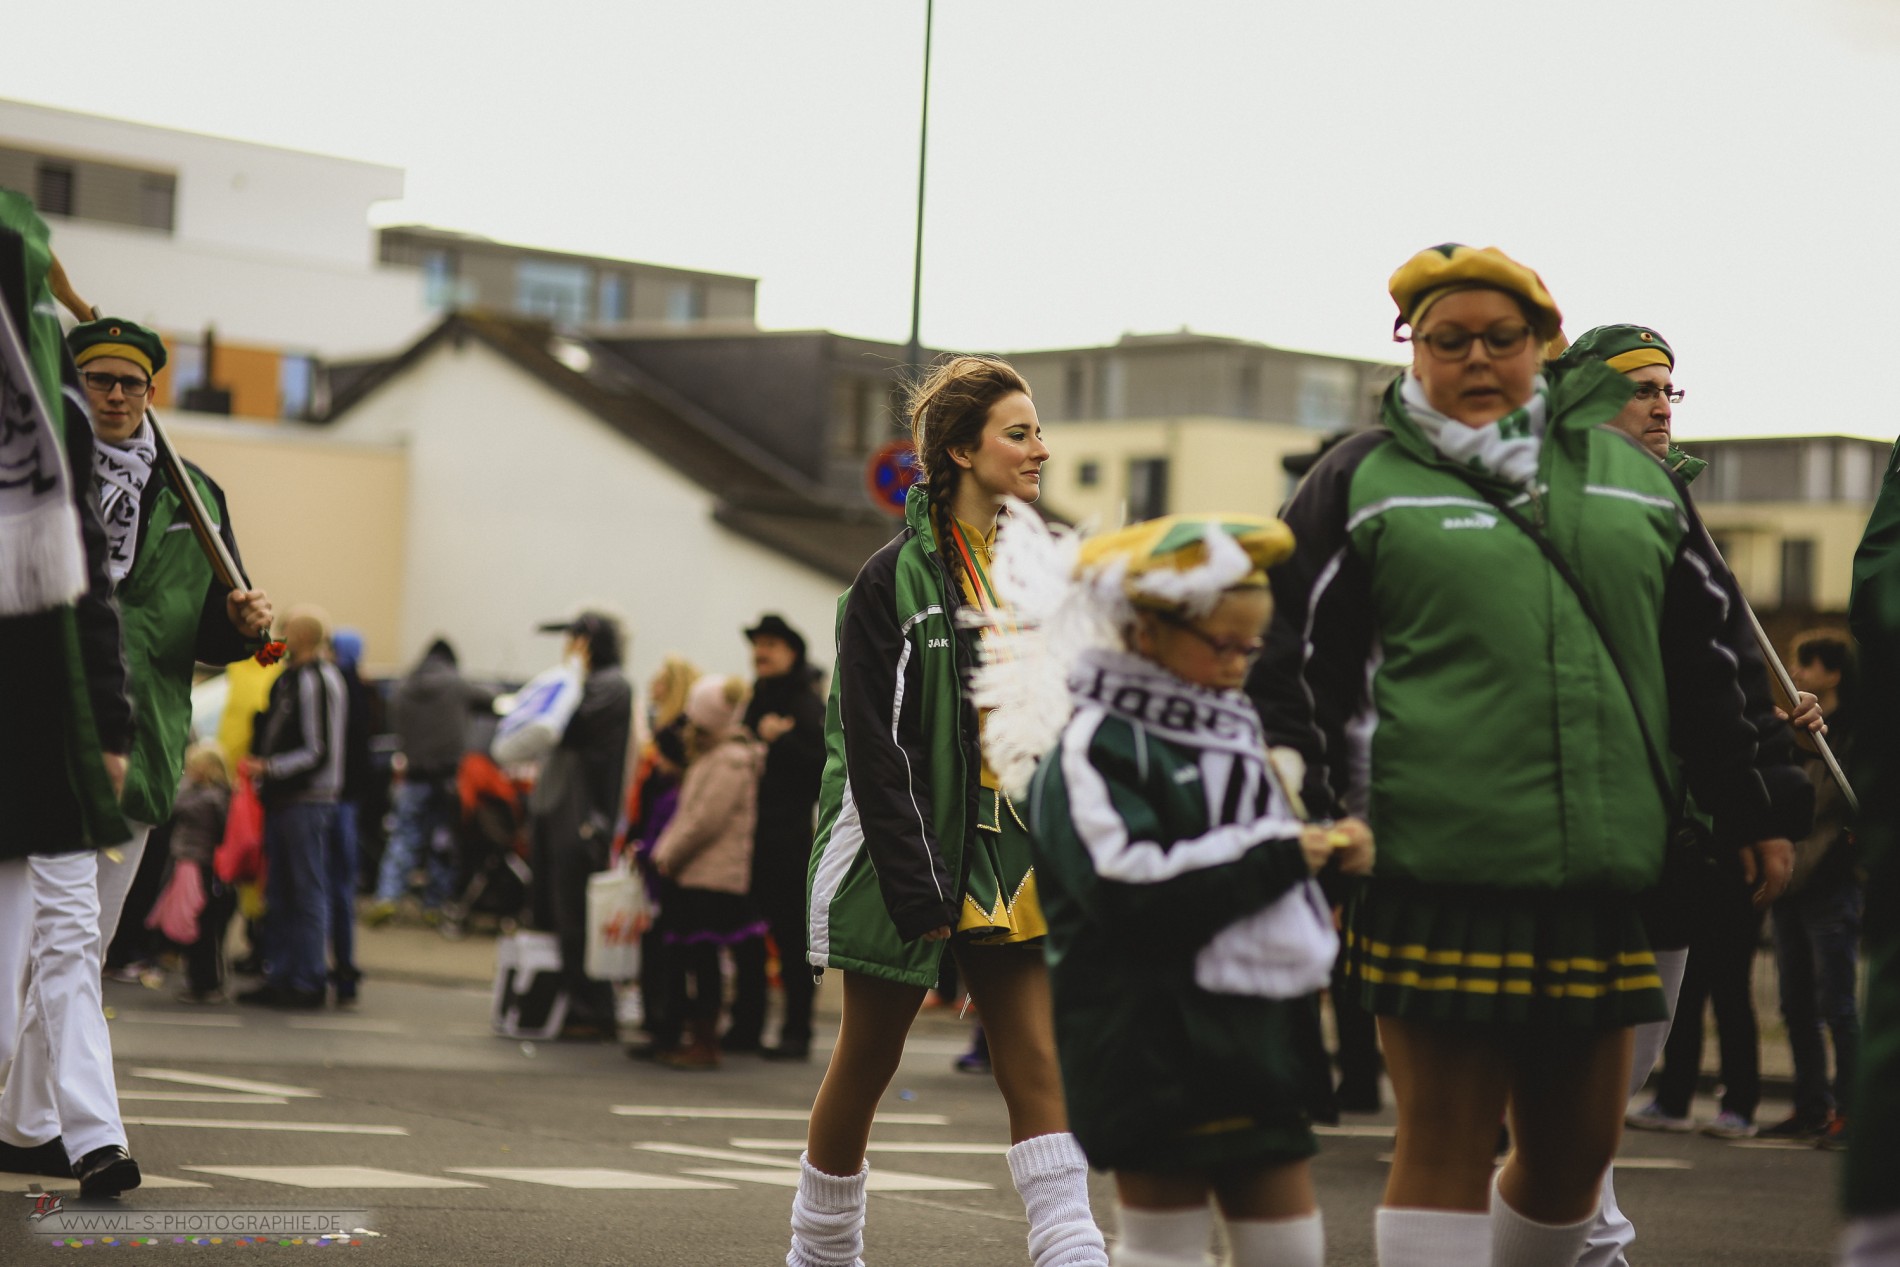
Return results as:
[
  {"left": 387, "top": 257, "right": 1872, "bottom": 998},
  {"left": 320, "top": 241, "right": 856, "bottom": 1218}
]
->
[
  {"left": 1398, "top": 322, "right": 1535, "bottom": 362},
  {"left": 1159, "top": 613, "right": 1265, "bottom": 661},
  {"left": 81, "top": 372, "right": 151, "bottom": 398},
  {"left": 1630, "top": 383, "right": 1686, "bottom": 405}
]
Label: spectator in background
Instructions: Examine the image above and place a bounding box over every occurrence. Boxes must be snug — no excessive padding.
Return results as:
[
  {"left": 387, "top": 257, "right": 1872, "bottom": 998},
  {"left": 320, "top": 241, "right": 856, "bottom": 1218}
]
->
[
  {"left": 326, "top": 629, "right": 374, "bottom": 1004},
  {"left": 624, "top": 655, "right": 700, "bottom": 1062},
  {"left": 1763, "top": 630, "right": 1861, "bottom": 1147},
  {"left": 239, "top": 607, "right": 347, "bottom": 1010},
  {"left": 169, "top": 742, "right": 237, "bottom": 1004},
  {"left": 368, "top": 638, "right": 489, "bottom": 926},
  {"left": 726, "top": 615, "right": 826, "bottom": 1062},
  {"left": 652, "top": 676, "right": 766, "bottom": 1070},
  {"left": 529, "top": 611, "right": 633, "bottom": 1041}
]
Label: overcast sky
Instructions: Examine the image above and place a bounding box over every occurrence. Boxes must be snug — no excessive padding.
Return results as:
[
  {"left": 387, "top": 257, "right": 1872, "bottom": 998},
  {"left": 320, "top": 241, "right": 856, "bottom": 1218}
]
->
[{"left": 10, "top": 0, "right": 1900, "bottom": 439}]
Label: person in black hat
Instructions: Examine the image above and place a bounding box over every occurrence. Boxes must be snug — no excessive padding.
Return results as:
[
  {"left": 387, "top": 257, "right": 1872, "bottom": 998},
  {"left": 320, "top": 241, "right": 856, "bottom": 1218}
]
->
[
  {"left": 527, "top": 610, "right": 632, "bottom": 1040},
  {"left": 724, "top": 614, "right": 827, "bottom": 1060}
]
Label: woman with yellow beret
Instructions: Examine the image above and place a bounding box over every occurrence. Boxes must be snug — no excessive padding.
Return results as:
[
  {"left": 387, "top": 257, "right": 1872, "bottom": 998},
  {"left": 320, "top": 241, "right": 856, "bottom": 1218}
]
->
[{"left": 1246, "top": 244, "right": 1811, "bottom": 1265}]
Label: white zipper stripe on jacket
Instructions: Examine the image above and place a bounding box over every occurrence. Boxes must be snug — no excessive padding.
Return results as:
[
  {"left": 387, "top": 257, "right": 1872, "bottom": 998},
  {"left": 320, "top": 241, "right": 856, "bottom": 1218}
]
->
[
  {"left": 1586, "top": 482, "right": 1690, "bottom": 532},
  {"left": 1296, "top": 544, "right": 1349, "bottom": 788},
  {"left": 891, "top": 605, "right": 947, "bottom": 907}
]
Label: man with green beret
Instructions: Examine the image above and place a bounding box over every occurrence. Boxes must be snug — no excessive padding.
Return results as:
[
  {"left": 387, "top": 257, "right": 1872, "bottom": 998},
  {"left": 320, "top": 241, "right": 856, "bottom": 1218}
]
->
[
  {"left": 1565, "top": 324, "right": 1706, "bottom": 480},
  {"left": 0, "top": 314, "right": 271, "bottom": 1193}
]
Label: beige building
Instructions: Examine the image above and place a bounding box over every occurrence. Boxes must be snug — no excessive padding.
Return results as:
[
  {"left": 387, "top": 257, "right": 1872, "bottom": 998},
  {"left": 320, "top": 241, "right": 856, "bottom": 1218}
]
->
[
  {"left": 1037, "top": 416, "right": 1320, "bottom": 527},
  {"left": 163, "top": 414, "right": 410, "bottom": 669}
]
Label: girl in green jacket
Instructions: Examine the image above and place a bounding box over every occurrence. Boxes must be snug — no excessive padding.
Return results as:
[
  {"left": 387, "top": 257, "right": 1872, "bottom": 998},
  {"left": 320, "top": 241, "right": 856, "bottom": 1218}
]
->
[{"left": 790, "top": 357, "right": 1108, "bottom": 1267}]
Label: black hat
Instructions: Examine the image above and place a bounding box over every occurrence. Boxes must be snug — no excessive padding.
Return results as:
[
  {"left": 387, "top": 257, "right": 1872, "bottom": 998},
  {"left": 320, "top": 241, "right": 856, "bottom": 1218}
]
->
[
  {"left": 744, "top": 613, "right": 807, "bottom": 662},
  {"left": 537, "top": 610, "right": 624, "bottom": 668}
]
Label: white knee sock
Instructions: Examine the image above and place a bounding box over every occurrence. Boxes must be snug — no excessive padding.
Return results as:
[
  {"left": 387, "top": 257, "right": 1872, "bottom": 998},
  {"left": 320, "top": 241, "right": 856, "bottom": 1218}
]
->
[
  {"left": 1112, "top": 1204, "right": 1212, "bottom": 1266},
  {"left": 786, "top": 1153, "right": 868, "bottom": 1267},
  {"left": 1008, "top": 1132, "right": 1110, "bottom": 1267},
  {"left": 1374, "top": 1206, "right": 1494, "bottom": 1267},
  {"left": 1223, "top": 1211, "right": 1323, "bottom": 1267},
  {"left": 1490, "top": 1180, "right": 1595, "bottom": 1267}
]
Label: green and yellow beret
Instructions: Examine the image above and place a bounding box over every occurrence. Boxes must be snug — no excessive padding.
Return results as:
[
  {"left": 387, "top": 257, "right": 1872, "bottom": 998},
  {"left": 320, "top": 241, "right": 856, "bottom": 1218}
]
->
[
  {"left": 1566, "top": 324, "right": 1674, "bottom": 375},
  {"left": 69, "top": 317, "right": 167, "bottom": 378},
  {"left": 1078, "top": 514, "right": 1294, "bottom": 613},
  {"left": 1388, "top": 243, "right": 1562, "bottom": 341}
]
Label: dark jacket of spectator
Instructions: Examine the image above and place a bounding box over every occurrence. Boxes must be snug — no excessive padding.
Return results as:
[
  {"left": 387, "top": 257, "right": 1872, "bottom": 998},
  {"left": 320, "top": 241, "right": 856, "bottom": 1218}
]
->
[{"left": 391, "top": 641, "right": 489, "bottom": 780}]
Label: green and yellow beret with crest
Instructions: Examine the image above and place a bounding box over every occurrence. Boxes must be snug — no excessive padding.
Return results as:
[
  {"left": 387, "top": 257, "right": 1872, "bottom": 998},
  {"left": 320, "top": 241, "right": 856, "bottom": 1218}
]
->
[
  {"left": 69, "top": 317, "right": 167, "bottom": 378},
  {"left": 1567, "top": 324, "right": 1674, "bottom": 375}
]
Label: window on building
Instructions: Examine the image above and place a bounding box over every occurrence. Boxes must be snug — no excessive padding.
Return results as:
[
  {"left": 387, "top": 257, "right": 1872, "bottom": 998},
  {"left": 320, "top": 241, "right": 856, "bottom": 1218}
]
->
[
  {"left": 168, "top": 341, "right": 205, "bottom": 396},
  {"left": 1077, "top": 460, "right": 1100, "bottom": 488},
  {"left": 1127, "top": 457, "right": 1170, "bottom": 522},
  {"left": 664, "top": 280, "right": 708, "bottom": 325},
  {"left": 280, "top": 355, "right": 316, "bottom": 421},
  {"left": 35, "top": 163, "right": 74, "bottom": 217},
  {"left": 832, "top": 376, "right": 866, "bottom": 456},
  {"left": 138, "top": 174, "right": 175, "bottom": 232},
  {"left": 1238, "top": 361, "right": 1261, "bottom": 416},
  {"left": 1802, "top": 441, "right": 1836, "bottom": 502},
  {"left": 599, "top": 273, "right": 626, "bottom": 323},
  {"left": 1064, "top": 360, "right": 1086, "bottom": 419},
  {"left": 1296, "top": 362, "right": 1355, "bottom": 430},
  {"left": 422, "top": 250, "right": 460, "bottom": 310},
  {"left": 1781, "top": 538, "right": 1815, "bottom": 609},
  {"left": 1092, "top": 357, "right": 1125, "bottom": 420},
  {"left": 514, "top": 260, "right": 591, "bottom": 322},
  {"left": 1840, "top": 442, "right": 1875, "bottom": 503}
]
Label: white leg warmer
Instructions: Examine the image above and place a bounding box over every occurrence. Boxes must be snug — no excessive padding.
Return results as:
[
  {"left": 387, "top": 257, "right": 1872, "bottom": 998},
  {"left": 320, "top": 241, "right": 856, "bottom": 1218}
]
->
[
  {"left": 786, "top": 1153, "right": 868, "bottom": 1267},
  {"left": 1223, "top": 1212, "right": 1323, "bottom": 1267},
  {"left": 1112, "top": 1204, "right": 1212, "bottom": 1266},
  {"left": 1491, "top": 1177, "right": 1595, "bottom": 1267},
  {"left": 1840, "top": 1212, "right": 1900, "bottom": 1266},
  {"left": 1008, "top": 1132, "right": 1110, "bottom": 1267},
  {"left": 1375, "top": 1206, "right": 1494, "bottom": 1267}
]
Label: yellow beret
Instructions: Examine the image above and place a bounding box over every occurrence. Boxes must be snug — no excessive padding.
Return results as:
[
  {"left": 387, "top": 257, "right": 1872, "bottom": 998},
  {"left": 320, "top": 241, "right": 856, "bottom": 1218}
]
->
[{"left": 1388, "top": 243, "right": 1563, "bottom": 341}]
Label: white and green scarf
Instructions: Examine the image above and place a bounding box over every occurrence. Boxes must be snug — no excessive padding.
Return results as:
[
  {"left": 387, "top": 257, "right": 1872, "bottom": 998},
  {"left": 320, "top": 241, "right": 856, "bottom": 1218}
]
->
[
  {"left": 93, "top": 421, "right": 156, "bottom": 583},
  {"left": 0, "top": 295, "right": 86, "bottom": 615},
  {"left": 1401, "top": 372, "right": 1549, "bottom": 488}
]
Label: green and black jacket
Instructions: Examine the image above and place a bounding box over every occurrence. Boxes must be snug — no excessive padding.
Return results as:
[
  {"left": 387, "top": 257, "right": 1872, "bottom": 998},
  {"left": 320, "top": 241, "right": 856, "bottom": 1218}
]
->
[
  {"left": 116, "top": 457, "right": 253, "bottom": 826},
  {"left": 806, "top": 485, "right": 982, "bottom": 987},
  {"left": 1248, "top": 360, "right": 1809, "bottom": 892}
]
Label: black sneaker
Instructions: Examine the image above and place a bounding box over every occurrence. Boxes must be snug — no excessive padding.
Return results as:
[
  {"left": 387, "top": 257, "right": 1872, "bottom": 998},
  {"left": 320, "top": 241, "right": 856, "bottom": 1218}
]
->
[
  {"left": 1757, "top": 1113, "right": 1830, "bottom": 1141},
  {"left": 75, "top": 1145, "right": 141, "bottom": 1199},
  {"left": 0, "top": 1136, "right": 72, "bottom": 1177}
]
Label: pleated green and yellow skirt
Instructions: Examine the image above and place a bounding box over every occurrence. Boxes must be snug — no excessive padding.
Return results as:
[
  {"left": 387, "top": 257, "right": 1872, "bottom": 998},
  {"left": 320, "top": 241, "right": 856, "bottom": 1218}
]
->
[{"left": 1343, "top": 879, "right": 1669, "bottom": 1028}]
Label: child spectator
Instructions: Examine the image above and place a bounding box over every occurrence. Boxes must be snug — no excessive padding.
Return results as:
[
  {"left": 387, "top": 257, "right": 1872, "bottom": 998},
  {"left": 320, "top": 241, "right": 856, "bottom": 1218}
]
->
[{"left": 171, "top": 742, "right": 238, "bottom": 1004}]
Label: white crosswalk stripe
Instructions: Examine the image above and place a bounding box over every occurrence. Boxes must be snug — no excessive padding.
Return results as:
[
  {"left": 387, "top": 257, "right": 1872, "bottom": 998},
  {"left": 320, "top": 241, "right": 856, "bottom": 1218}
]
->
[
  {"left": 612, "top": 1105, "right": 948, "bottom": 1125},
  {"left": 130, "top": 1069, "right": 322, "bottom": 1099},
  {"left": 184, "top": 1166, "right": 484, "bottom": 1189},
  {"left": 728, "top": 1138, "right": 1010, "bottom": 1156},
  {"left": 124, "top": 1118, "right": 408, "bottom": 1136},
  {"left": 635, "top": 1142, "right": 993, "bottom": 1192},
  {"left": 448, "top": 1168, "right": 734, "bottom": 1190}
]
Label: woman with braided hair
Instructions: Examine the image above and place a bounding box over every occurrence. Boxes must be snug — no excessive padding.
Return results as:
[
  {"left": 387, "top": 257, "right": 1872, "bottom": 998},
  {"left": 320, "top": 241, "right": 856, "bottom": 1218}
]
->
[{"left": 787, "top": 356, "right": 1107, "bottom": 1267}]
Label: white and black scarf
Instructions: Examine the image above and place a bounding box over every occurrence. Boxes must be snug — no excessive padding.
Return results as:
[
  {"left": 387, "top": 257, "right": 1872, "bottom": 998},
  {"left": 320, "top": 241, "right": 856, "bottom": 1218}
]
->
[
  {"left": 1067, "top": 647, "right": 1267, "bottom": 762},
  {"left": 0, "top": 297, "right": 87, "bottom": 614},
  {"left": 93, "top": 421, "right": 156, "bottom": 583}
]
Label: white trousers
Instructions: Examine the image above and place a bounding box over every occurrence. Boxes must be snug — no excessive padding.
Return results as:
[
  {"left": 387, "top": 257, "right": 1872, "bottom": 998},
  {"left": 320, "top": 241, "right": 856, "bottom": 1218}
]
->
[
  {"left": 1578, "top": 945, "right": 1691, "bottom": 1267},
  {"left": 0, "top": 824, "right": 150, "bottom": 1161}
]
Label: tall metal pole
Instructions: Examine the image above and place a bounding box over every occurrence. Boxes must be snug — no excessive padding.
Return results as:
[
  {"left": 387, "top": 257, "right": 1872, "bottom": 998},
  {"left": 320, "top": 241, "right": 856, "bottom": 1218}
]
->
[{"left": 905, "top": 0, "right": 934, "bottom": 373}]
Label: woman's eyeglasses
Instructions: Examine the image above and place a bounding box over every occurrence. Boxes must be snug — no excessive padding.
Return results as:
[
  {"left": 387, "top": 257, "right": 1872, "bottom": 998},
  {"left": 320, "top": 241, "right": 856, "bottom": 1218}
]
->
[
  {"left": 81, "top": 372, "right": 152, "bottom": 398},
  {"left": 1398, "top": 322, "right": 1534, "bottom": 362}
]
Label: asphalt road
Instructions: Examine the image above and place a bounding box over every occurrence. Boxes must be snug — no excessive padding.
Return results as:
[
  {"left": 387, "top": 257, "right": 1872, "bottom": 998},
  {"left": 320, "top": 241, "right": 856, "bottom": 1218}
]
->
[{"left": 1, "top": 976, "right": 1847, "bottom": 1265}]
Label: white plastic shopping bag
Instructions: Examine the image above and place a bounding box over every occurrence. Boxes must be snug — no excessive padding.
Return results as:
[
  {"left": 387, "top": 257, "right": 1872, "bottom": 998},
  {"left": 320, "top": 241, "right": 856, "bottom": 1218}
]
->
[
  {"left": 491, "top": 660, "right": 584, "bottom": 765},
  {"left": 584, "top": 859, "right": 650, "bottom": 981}
]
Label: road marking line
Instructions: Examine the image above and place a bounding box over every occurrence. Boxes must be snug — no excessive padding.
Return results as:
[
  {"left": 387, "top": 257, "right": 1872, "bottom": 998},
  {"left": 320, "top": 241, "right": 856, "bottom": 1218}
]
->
[
  {"left": 186, "top": 1166, "right": 482, "bottom": 1189},
  {"left": 448, "top": 1168, "right": 734, "bottom": 1190},
  {"left": 119, "top": 1092, "right": 290, "bottom": 1105},
  {"left": 612, "top": 1106, "right": 947, "bottom": 1125},
  {"left": 110, "top": 1011, "right": 243, "bottom": 1028},
  {"left": 728, "top": 1138, "right": 1010, "bottom": 1156},
  {"left": 285, "top": 1017, "right": 408, "bottom": 1034},
  {"left": 1314, "top": 1125, "right": 1395, "bottom": 1139},
  {"left": 124, "top": 1118, "right": 408, "bottom": 1136},
  {"left": 1730, "top": 1140, "right": 1819, "bottom": 1152},
  {"left": 683, "top": 1168, "right": 992, "bottom": 1192},
  {"left": 131, "top": 1068, "right": 321, "bottom": 1099},
  {"left": 0, "top": 1172, "right": 211, "bottom": 1192},
  {"left": 635, "top": 1142, "right": 803, "bottom": 1168},
  {"left": 1612, "top": 1158, "right": 1695, "bottom": 1169}
]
